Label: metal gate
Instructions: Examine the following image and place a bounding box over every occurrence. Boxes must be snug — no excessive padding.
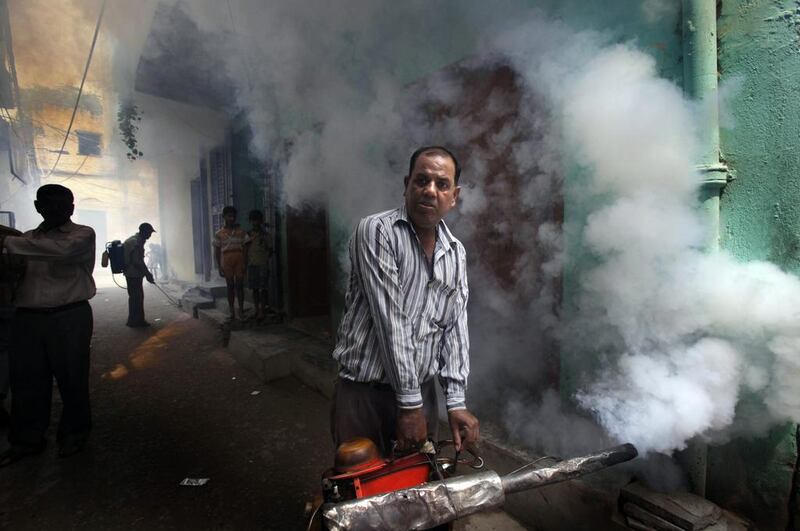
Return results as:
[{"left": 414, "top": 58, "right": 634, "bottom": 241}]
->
[{"left": 208, "top": 146, "right": 231, "bottom": 235}]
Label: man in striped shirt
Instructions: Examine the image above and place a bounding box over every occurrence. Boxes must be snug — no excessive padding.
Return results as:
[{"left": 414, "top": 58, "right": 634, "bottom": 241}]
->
[{"left": 331, "top": 146, "right": 479, "bottom": 456}]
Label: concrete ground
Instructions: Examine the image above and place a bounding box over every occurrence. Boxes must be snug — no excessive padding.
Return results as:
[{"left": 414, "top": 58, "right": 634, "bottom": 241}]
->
[
  {"left": 0, "top": 273, "right": 529, "bottom": 530},
  {"left": 0, "top": 276, "right": 333, "bottom": 530}
]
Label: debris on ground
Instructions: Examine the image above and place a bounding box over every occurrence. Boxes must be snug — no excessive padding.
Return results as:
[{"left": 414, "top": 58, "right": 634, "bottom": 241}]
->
[{"left": 179, "top": 478, "right": 210, "bottom": 487}]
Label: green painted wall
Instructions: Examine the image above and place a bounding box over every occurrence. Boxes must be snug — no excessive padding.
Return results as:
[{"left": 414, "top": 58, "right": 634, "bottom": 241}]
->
[{"left": 714, "top": 1, "right": 800, "bottom": 528}]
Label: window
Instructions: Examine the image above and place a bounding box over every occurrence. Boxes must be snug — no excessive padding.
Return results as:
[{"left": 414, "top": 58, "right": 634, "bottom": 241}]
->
[{"left": 76, "top": 131, "right": 101, "bottom": 156}]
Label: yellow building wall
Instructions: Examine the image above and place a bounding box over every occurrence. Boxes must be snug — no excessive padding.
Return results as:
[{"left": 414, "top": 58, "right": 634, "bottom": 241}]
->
[{"left": 6, "top": 0, "right": 161, "bottom": 259}]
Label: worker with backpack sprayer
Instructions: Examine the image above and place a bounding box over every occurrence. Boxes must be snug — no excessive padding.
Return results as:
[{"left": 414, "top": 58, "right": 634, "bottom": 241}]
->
[{"left": 101, "top": 223, "right": 156, "bottom": 328}]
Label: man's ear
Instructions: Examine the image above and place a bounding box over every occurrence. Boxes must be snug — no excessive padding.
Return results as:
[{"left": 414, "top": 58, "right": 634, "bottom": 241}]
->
[
  {"left": 451, "top": 186, "right": 460, "bottom": 206},
  {"left": 403, "top": 176, "right": 409, "bottom": 195},
  {"left": 34, "top": 200, "right": 41, "bottom": 214}
]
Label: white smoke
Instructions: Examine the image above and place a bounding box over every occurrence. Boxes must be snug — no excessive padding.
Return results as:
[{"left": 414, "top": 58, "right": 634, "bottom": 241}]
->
[{"left": 527, "top": 43, "right": 800, "bottom": 454}]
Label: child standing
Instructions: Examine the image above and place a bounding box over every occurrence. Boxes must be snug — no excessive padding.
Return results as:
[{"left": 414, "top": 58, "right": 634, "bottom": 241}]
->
[
  {"left": 213, "top": 206, "right": 248, "bottom": 320},
  {"left": 245, "top": 210, "right": 273, "bottom": 321}
]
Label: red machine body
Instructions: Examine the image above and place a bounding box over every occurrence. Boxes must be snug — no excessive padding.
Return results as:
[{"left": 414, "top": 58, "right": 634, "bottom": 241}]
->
[
  {"left": 321, "top": 437, "right": 436, "bottom": 504},
  {"left": 326, "top": 451, "right": 431, "bottom": 499}
]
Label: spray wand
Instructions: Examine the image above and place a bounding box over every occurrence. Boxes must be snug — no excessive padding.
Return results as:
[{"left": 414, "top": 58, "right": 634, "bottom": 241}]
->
[{"left": 110, "top": 272, "right": 180, "bottom": 308}]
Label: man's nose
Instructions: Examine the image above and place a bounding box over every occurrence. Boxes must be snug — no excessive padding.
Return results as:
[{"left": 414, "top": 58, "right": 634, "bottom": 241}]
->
[{"left": 422, "top": 180, "right": 437, "bottom": 195}]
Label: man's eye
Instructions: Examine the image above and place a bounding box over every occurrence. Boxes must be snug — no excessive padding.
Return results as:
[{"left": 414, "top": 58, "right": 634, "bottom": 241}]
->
[{"left": 438, "top": 181, "right": 450, "bottom": 190}]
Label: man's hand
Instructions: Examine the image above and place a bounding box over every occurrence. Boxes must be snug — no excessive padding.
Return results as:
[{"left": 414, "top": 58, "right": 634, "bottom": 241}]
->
[
  {"left": 395, "top": 407, "right": 427, "bottom": 453},
  {"left": 145, "top": 272, "right": 155, "bottom": 284},
  {"left": 448, "top": 409, "right": 480, "bottom": 452}
]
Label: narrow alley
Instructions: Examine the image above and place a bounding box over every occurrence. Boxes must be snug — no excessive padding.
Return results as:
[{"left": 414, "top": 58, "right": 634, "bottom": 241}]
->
[
  {"left": 0, "top": 277, "right": 332, "bottom": 530},
  {"left": 3, "top": 0, "right": 799, "bottom": 529}
]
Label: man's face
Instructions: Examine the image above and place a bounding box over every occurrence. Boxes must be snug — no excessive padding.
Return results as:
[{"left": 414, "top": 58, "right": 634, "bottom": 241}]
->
[
  {"left": 142, "top": 230, "right": 154, "bottom": 241},
  {"left": 250, "top": 219, "right": 262, "bottom": 231},
  {"left": 34, "top": 197, "right": 74, "bottom": 227},
  {"left": 404, "top": 152, "right": 459, "bottom": 232},
  {"left": 224, "top": 212, "right": 236, "bottom": 226}
]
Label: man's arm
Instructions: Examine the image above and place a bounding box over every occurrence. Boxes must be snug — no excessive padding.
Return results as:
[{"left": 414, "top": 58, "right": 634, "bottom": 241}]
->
[
  {"left": 353, "top": 218, "right": 430, "bottom": 449},
  {"left": 136, "top": 246, "right": 154, "bottom": 283},
  {"left": 353, "top": 218, "right": 421, "bottom": 409},
  {"left": 439, "top": 258, "right": 479, "bottom": 451},
  {"left": 4, "top": 226, "right": 94, "bottom": 263}
]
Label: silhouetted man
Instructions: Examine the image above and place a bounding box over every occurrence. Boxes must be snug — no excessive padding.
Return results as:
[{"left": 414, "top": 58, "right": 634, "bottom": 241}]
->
[
  {"left": 0, "top": 223, "right": 23, "bottom": 428},
  {"left": 123, "top": 223, "right": 156, "bottom": 327},
  {"left": 331, "top": 146, "right": 479, "bottom": 457},
  {"left": 0, "top": 184, "right": 96, "bottom": 466}
]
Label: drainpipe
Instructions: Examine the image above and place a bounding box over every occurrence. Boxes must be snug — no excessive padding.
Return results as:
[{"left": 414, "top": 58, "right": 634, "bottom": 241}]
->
[{"left": 681, "top": 0, "right": 729, "bottom": 496}]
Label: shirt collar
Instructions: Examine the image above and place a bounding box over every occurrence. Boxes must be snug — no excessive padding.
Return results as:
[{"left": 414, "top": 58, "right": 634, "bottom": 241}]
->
[
  {"left": 394, "top": 205, "right": 457, "bottom": 253},
  {"left": 35, "top": 220, "right": 79, "bottom": 234}
]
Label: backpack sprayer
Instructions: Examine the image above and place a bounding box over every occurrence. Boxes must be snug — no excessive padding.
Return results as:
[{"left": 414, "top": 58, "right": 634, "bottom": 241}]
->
[{"left": 101, "top": 240, "right": 179, "bottom": 306}]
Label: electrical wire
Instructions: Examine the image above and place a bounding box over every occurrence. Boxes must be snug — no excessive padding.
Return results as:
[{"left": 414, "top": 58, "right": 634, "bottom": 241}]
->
[
  {"left": 56, "top": 154, "right": 90, "bottom": 184},
  {"left": 505, "top": 455, "right": 556, "bottom": 476},
  {"left": 304, "top": 503, "right": 322, "bottom": 531},
  {"left": 46, "top": 0, "right": 107, "bottom": 177}
]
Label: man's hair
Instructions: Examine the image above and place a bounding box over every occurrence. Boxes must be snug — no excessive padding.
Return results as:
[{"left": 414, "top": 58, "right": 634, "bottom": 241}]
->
[
  {"left": 248, "top": 209, "right": 264, "bottom": 222},
  {"left": 36, "top": 184, "right": 74, "bottom": 202},
  {"left": 407, "top": 146, "right": 461, "bottom": 184},
  {"left": 222, "top": 206, "right": 237, "bottom": 216}
]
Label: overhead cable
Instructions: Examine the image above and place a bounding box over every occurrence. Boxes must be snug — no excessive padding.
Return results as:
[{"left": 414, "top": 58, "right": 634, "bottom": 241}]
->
[{"left": 45, "top": 0, "right": 108, "bottom": 177}]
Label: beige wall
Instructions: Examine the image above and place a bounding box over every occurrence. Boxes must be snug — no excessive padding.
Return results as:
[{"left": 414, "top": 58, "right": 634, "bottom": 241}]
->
[{"left": 135, "top": 92, "right": 228, "bottom": 282}]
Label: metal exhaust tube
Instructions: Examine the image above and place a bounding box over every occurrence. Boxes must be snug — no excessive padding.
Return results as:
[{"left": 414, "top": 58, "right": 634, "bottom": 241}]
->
[
  {"left": 501, "top": 443, "right": 638, "bottom": 494},
  {"left": 321, "top": 443, "right": 638, "bottom": 531}
]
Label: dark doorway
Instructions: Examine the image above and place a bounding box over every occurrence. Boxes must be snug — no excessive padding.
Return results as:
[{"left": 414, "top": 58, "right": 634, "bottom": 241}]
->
[
  {"left": 402, "top": 60, "right": 564, "bottom": 411},
  {"left": 286, "top": 201, "right": 331, "bottom": 337}
]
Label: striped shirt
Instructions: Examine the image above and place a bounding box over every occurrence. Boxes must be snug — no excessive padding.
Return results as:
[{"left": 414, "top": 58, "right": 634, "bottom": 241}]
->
[
  {"left": 213, "top": 226, "right": 247, "bottom": 253},
  {"left": 332, "top": 206, "right": 470, "bottom": 411}
]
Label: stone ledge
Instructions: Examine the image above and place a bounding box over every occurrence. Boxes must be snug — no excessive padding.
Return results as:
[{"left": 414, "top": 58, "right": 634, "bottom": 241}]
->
[
  {"left": 180, "top": 294, "right": 215, "bottom": 318},
  {"left": 227, "top": 330, "right": 292, "bottom": 382}
]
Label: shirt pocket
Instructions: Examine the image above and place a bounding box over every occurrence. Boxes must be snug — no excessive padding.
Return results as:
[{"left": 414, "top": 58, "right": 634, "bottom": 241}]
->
[{"left": 428, "top": 277, "right": 464, "bottom": 330}]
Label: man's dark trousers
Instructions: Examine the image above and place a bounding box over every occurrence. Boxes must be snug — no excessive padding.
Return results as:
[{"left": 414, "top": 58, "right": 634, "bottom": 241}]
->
[
  {"left": 125, "top": 275, "right": 145, "bottom": 325},
  {"left": 9, "top": 301, "right": 93, "bottom": 451},
  {"left": 331, "top": 378, "right": 440, "bottom": 456}
]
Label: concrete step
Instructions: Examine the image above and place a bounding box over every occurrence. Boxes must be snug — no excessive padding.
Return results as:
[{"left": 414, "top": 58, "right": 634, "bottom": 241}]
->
[
  {"left": 180, "top": 292, "right": 216, "bottom": 318},
  {"left": 196, "top": 283, "right": 228, "bottom": 299},
  {"left": 227, "top": 329, "right": 293, "bottom": 383},
  {"left": 197, "top": 307, "right": 229, "bottom": 327},
  {"left": 214, "top": 297, "right": 255, "bottom": 313},
  {"left": 197, "top": 307, "right": 232, "bottom": 346}
]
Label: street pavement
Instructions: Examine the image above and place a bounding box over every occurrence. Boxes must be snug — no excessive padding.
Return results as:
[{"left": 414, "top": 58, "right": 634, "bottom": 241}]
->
[{"left": 0, "top": 275, "right": 333, "bottom": 530}]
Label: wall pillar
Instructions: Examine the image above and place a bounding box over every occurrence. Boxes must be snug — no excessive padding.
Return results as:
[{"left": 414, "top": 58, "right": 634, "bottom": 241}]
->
[{"left": 681, "top": 0, "right": 729, "bottom": 496}]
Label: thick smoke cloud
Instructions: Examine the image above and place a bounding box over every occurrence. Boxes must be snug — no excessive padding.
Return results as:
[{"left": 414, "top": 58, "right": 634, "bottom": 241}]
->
[{"left": 530, "top": 43, "right": 800, "bottom": 455}]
